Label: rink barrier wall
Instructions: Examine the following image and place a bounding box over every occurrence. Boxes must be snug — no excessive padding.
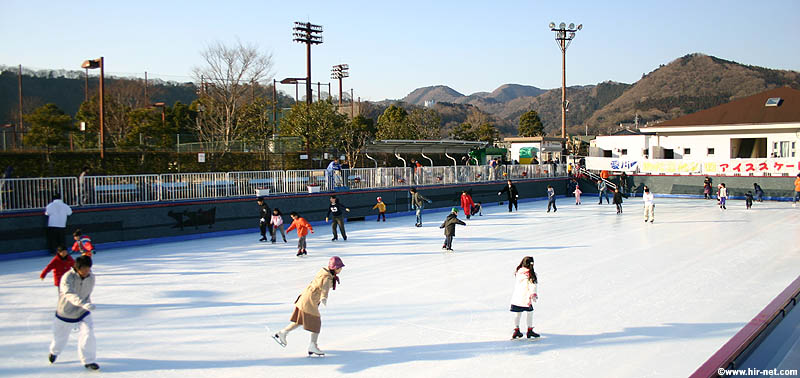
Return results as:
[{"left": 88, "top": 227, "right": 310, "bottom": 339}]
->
[
  {"left": 0, "top": 178, "right": 566, "bottom": 259},
  {"left": 691, "top": 275, "right": 800, "bottom": 378}
]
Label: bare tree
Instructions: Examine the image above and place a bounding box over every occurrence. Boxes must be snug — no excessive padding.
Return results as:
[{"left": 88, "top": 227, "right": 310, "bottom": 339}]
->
[{"left": 193, "top": 40, "right": 274, "bottom": 153}]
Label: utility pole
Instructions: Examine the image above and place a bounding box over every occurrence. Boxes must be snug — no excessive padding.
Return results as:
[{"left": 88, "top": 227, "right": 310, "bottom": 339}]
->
[
  {"left": 84, "top": 68, "right": 89, "bottom": 102},
  {"left": 292, "top": 22, "right": 323, "bottom": 105},
  {"left": 17, "top": 65, "right": 23, "bottom": 134},
  {"left": 550, "top": 21, "right": 582, "bottom": 161},
  {"left": 272, "top": 79, "right": 277, "bottom": 135},
  {"left": 331, "top": 64, "right": 349, "bottom": 106},
  {"left": 144, "top": 71, "right": 148, "bottom": 104}
]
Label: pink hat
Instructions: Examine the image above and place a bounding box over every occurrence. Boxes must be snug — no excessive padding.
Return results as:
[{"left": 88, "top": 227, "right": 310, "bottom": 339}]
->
[
  {"left": 328, "top": 256, "right": 345, "bottom": 270},
  {"left": 377, "top": 196, "right": 382, "bottom": 201}
]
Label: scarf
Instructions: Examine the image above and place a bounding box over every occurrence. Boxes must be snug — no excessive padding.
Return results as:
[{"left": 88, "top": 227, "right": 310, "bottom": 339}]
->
[{"left": 328, "top": 269, "right": 341, "bottom": 290}]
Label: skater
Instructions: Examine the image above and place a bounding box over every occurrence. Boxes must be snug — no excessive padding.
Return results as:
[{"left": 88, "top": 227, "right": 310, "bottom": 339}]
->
[
  {"left": 619, "top": 172, "right": 628, "bottom": 194},
  {"left": 745, "top": 191, "right": 754, "bottom": 209},
  {"left": 372, "top": 197, "right": 387, "bottom": 222},
  {"left": 48, "top": 255, "right": 99, "bottom": 371},
  {"left": 613, "top": 187, "right": 624, "bottom": 214},
  {"left": 70, "top": 229, "right": 95, "bottom": 257},
  {"left": 643, "top": 186, "right": 655, "bottom": 223},
  {"left": 718, "top": 183, "right": 728, "bottom": 210},
  {"left": 257, "top": 197, "right": 271, "bottom": 242},
  {"left": 40, "top": 246, "right": 75, "bottom": 294},
  {"left": 286, "top": 212, "right": 314, "bottom": 256},
  {"left": 498, "top": 180, "right": 519, "bottom": 212},
  {"left": 270, "top": 208, "right": 287, "bottom": 243},
  {"left": 472, "top": 202, "right": 483, "bottom": 217},
  {"left": 510, "top": 256, "right": 539, "bottom": 339},
  {"left": 753, "top": 183, "right": 764, "bottom": 202},
  {"left": 273, "top": 256, "right": 345, "bottom": 356},
  {"left": 573, "top": 184, "right": 582, "bottom": 205},
  {"left": 325, "top": 195, "right": 350, "bottom": 241},
  {"left": 439, "top": 208, "right": 466, "bottom": 251},
  {"left": 794, "top": 174, "right": 800, "bottom": 207},
  {"left": 410, "top": 188, "right": 432, "bottom": 227},
  {"left": 45, "top": 193, "right": 72, "bottom": 255},
  {"left": 546, "top": 185, "right": 557, "bottom": 213},
  {"left": 597, "top": 180, "right": 610, "bottom": 204},
  {"left": 460, "top": 191, "right": 475, "bottom": 219},
  {"left": 703, "top": 176, "right": 713, "bottom": 200}
]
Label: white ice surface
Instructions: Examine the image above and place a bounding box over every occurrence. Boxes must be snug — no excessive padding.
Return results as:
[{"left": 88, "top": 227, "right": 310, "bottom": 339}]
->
[{"left": 1, "top": 197, "right": 799, "bottom": 378}]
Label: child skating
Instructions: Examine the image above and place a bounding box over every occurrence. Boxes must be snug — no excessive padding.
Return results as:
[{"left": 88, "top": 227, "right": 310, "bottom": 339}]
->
[
  {"left": 272, "top": 256, "right": 345, "bottom": 356},
  {"left": 718, "top": 183, "right": 728, "bottom": 210},
  {"left": 546, "top": 185, "right": 557, "bottom": 213},
  {"left": 573, "top": 185, "right": 582, "bottom": 205},
  {"left": 270, "top": 208, "right": 287, "bottom": 243},
  {"left": 745, "top": 191, "right": 753, "bottom": 209},
  {"left": 460, "top": 191, "right": 475, "bottom": 219},
  {"left": 613, "top": 187, "right": 624, "bottom": 214},
  {"left": 70, "top": 229, "right": 94, "bottom": 257},
  {"left": 286, "top": 212, "right": 313, "bottom": 257},
  {"left": 439, "top": 208, "right": 466, "bottom": 251},
  {"left": 372, "top": 197, "right": 387, "bottom": 222},
  {"left": 510, "top": 256, "right": 539, "bottom": 339},
  {"left": 40, "top": 246, "right": 74, "bottom": 294}
]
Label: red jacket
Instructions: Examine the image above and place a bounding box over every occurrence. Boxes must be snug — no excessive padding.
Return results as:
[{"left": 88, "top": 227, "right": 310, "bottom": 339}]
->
[
  {"left": 286, "top": 217, "right": 313, "bottom": 237},
  {"left": 460, "top": 193, "right": 474, "bottom": 214},
  {"left": 40, "top": 255, "right": 75, "bottom": 287},
  {"left": 71, "top": 235, "right": 94, "bottom": 257}
]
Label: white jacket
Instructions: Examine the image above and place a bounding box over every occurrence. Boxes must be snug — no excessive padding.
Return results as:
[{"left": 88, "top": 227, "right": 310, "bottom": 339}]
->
[
  {"left": 510, "top": 268, "right": 538, "bottom": 307},
  {"left": 56, "top": 268, "right": 95, "bottom": 322},
  {"left": 643, "top": 192, "right": 655, "bottom": 206},
  {"left": 45, "top": 199, "right": 73, "bottom": 228}
]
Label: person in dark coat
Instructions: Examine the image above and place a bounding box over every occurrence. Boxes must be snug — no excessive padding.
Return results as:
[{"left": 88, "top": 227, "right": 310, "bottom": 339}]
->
[
  {"left": 498, "top": 180, "right": 520, "bottom": 212},
  {"left": 612, "top": 187, "right": 624, "bottom": 214},
  {"left": 257, "top": 197, "right": 270, "bottom": 242},
  {"left": 619, "top": 172, "right": 628, "bottom": 194},
  {"left": 753, "top": 183, "right": 764, "bottom": 202},
  {"left": 325, "top": 195, "right": 350, "bottom": 241},
  {"left": 439, "top": 208, "right": 466, "bottom": 251}
]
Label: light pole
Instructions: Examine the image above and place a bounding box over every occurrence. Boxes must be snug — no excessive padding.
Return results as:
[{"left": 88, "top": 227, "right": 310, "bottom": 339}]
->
[
  {"left": 152, "top": 102, "right": 166, "bottom": 129},
  {"left": 81, "top": 57, "right": 105, "bottom": 159},
  {"left": 292, "top": 22, "right": 323, "bottom": 105},
  {"left": 331, "top": 64, "right": 349, "bottom": 106},
  {"left": 549, "top": 22, "right": 582, "bottom": 141}
]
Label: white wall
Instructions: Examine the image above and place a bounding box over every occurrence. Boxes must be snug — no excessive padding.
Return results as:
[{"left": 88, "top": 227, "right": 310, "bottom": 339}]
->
[
  {"left": 591, "top": 135, "right": 650, "bottom": 159},
  {"left": 652, "top": 132, "right": 798, "bottom": 159}
]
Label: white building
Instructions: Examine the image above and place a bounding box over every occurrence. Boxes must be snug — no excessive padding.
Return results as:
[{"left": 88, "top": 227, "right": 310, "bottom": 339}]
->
[
  {"left": 502, "top": 136, "right": 567, "bottom": 163},
  {"left": 587, "top": 87, "right": 800, "bottom": 175}
]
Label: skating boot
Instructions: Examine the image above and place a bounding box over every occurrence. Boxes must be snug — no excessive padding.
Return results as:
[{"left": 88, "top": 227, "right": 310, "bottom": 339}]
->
[
  {"left": 526, "top": 327, "right": 540, "bottom": 338},
  {"left": 48, "top": 354, "right": 57, "bottom": 364},
  {"left": 308, "top": 333, "right": 325, "bottom": 356},
  {"left": 85, "top": 363, "right": 100, "bottom": 371},
  {"left": 272, "top": 330, "right": 287, "bottom": 347},
  {"left": 512, "top": 328, "right": 523, "bottom": 339},
  {"left": 296, "top": 250, "right": 303, "bottom": 257},
  {"left": 302, "top": 249, "right": 308, "bottom": 256}
]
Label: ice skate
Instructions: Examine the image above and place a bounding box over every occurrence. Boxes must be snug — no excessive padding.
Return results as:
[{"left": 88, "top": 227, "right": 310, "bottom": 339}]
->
[
  {"left": 272, "top": 330, "right": 287, "bottom": 347},
  {"left": 308, "top": 342, "right": 325, "bottom": 356},
  {"left": 296, "top": 250, "right": 303, "bottom": 257},
  {"left": 527, "top": 328, "right": 540, "bottom": 338},
  {"left": 48, "top": 354, "right": 57, "bottom": 364},
  {"left": 512, "top": 328, "right": 523, "bottom": 339},
  {"left": 84, "top": 363, "right": 100, "bottom": 371}
]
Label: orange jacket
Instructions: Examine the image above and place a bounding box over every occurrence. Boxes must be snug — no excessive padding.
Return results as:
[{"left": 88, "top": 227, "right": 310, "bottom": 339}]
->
[
  {"left": 795, "top": 177, "right": 800, "bottom": 192},
  {"left": 286, "top": 217, "right": 313, "bottom": 237}
]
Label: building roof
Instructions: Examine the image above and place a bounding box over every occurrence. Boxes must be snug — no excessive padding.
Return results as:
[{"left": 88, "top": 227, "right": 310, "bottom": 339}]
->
[
  {"left": 648, "top": 87, "right": 800, "bottom": 128},
  {"left": 366, "top": 140, "right": 487, "bottom": 154},
  {"left": 502, "top": 136, "right": 567, "bottom": 143},
  {"left": 609, "top": 128, "right": 651, "bottom": 136}
]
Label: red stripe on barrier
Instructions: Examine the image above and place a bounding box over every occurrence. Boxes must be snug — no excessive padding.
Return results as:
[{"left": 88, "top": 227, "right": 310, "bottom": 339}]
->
[{"left": 690, "top": 275, "right": 800, "bottom": 378}]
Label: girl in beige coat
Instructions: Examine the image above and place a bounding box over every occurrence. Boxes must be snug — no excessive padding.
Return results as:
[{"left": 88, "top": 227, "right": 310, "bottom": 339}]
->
[{"left": 273, "top": 256, "right": 345, "bottom": 356}]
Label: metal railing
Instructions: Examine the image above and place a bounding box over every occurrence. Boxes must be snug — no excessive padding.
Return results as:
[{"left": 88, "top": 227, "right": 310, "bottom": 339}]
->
[
  {"left": 0, "top": 177, "right": 78, "bottom": 211},
  {"left": 0, "top": 164, "right": 566, "bottom": 212}
]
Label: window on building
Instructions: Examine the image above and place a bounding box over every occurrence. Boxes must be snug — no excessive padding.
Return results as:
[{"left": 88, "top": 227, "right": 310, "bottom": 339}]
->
[
  {"left": 707, "top": 148, "right": 715, "bottom": 156},
  {"left": 775, "top": 141, "right": 796, "bottom": 157},
  {"left": 621, "top": 149, "right": 628, "bottom": 155},
  {"left": 683, "top": 148, "right": 691, "bottom": 155}
]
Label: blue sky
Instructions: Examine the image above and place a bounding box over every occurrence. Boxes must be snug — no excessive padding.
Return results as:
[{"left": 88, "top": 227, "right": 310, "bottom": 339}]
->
[{"left": 2, "top": 0, "right": 798, "bottom": 101}]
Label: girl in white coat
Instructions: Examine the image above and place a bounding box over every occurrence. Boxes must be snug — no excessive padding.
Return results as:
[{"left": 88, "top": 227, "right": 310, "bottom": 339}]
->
[{"left": 509, "top": 256, "right": 540, "bottom": 339}]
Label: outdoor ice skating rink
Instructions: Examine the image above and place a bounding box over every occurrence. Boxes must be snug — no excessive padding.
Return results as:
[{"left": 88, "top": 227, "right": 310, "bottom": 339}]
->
[{"left": 1, "top": 196, "right": 798, "bottom": 378}]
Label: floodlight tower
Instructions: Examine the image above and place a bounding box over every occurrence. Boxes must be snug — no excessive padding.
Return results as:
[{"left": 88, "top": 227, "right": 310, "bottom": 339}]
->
[
  {"left": 549, "top": 21, "right": 582, "bottom": 140},
  {"left": 331, "top": 64, "right": 349, "bottom": 106},
  {"left": 293, "top": 22, "right": 323, "bottom": 105}
]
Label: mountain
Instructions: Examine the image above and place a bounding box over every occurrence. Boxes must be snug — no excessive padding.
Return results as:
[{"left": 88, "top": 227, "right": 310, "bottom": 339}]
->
[
  {"left": 398, "top": 53, "right": 800, "bottom": 136},
  {"left": 402, "top": 85, "right": 465, "bottom": 105}
]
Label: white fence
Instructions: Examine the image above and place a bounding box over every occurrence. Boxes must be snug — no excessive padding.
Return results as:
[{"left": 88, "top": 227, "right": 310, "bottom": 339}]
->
[{"left": 0, "top": 164, "right": 566, "bottom": 212}]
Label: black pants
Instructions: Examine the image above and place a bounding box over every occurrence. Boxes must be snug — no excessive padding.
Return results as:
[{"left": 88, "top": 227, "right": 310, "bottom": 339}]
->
[
  {"left": 444, "top": 234, "right": 454, "bottom": 249},
  {"left": 46, "top": 227, "right": 66, "bottom": 255},
  {"left": 331, "top": 216, "right": 347, "bottom": 239},
  {"left": 547, "top": 199, "right": 557, "bottom": 212},
  {"left": 507, "top": 199, "right": 517, "bottom": 212},
  {"left": 616, "top": 203, "right": 623, "bottom": 213},
  {"left": 377, "top": 212, "right": 386, "bottom": 221},
  {"left": 259, "top": 223, "right": 268, "bottom": 238}
]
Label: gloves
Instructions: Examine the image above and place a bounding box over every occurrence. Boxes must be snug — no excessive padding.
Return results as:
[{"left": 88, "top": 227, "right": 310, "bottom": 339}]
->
[
  {"left": 427, "top": 200, "right": 432, "bottom": 204},
  {"left": 531, "top": 294, "right": 538, "bottom": 303},
  {"left": 325, "top": 218, "right": 329, "bottom": 223},
  {"left": 260, "top": 218, "right": 265, "bottom": 223},
  {"left": 320, "top": 298, "right": 327, "bottom": 306},
  {"left": 497, "top": 192, "right": 501, "bottom": 195},
  {"left": 83, "top": 303, "right": 96, "bottom": 311}
]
